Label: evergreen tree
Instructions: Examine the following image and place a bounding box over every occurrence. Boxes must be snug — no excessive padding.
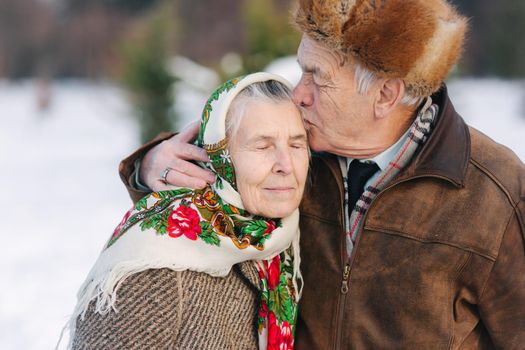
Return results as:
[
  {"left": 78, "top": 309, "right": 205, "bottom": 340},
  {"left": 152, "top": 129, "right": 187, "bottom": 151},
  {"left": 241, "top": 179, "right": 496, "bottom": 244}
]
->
[{"left": 120, "top": 2, "right": 177, "bottom": 143}]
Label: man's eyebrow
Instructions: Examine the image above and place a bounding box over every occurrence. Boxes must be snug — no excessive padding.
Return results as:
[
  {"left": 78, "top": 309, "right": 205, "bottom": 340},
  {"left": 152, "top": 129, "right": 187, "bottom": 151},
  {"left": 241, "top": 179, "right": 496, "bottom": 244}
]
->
[
  {"left": 296, "top": 59, "right": 330, "bottom": 80},
  {"left": 297, "top": 59, "right": 319, "bottom": 75}
]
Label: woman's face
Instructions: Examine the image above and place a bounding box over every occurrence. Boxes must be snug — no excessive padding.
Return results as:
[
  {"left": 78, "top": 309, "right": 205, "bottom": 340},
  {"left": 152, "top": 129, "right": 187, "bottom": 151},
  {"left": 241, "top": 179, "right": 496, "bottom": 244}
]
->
[{"left": 229, "top": 99, "right": 309, "bottom": 218}]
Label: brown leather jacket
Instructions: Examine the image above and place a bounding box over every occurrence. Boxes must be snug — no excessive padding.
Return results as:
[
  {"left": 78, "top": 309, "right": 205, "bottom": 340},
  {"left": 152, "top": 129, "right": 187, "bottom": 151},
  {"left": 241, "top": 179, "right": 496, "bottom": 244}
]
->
[{"left": 120, "top": 86, "right": 525, "bottom": 349}]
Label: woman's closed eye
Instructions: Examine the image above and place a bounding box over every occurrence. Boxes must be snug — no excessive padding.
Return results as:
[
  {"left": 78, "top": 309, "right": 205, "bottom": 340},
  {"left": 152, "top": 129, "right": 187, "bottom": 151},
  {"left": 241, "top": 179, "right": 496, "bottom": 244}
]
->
[
  {"left": 253, "top": 142, "right": 272, "bottom": 151},
  {"left": 290, "top": 142, "right": 307, "bottom": 149}
]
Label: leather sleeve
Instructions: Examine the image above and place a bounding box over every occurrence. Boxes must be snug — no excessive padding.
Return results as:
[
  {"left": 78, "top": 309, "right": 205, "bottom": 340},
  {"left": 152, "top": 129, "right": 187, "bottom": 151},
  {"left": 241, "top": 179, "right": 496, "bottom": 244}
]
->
[
  {"left": 118, "top": 132, "right": 176, "bottom": 204},
  {"left": 71, "top": 269, "right": 182, "bottom": 349},
  {"left": 478, "top": 200, "right": 525, "bottom": 348}
]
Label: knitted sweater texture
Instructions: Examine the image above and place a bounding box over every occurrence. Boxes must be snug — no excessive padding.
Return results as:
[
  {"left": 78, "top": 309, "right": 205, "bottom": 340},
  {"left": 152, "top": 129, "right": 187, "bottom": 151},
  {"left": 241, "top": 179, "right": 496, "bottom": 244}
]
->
[{"left": 72, "top": 262, "right": 260, "bottom": 349}]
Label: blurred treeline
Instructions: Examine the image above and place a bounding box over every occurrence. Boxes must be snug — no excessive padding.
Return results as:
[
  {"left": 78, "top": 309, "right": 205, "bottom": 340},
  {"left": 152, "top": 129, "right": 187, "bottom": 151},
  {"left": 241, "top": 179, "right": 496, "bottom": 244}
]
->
[
  {"left": 1, "top": 0, "right": 524, "bottom": 142},
  {"left": 1, "top": 0, "right": 525, "bottom": 80},
  {"left": 0, "top": 0, "right": 297, "bottom": 80}
]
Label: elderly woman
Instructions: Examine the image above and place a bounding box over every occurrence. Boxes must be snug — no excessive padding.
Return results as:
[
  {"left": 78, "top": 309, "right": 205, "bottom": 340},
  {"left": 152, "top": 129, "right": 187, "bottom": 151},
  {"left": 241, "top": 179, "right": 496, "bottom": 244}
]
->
[{"left": 67, "top": 73, "right": 309, "bottom": 349}]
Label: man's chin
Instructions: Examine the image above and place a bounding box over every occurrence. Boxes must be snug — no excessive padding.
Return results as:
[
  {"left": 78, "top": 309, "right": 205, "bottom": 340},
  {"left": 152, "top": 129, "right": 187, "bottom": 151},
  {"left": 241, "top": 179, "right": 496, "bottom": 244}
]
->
[{"left": 307, "top": 136, "right": 330, "bottom": 153}]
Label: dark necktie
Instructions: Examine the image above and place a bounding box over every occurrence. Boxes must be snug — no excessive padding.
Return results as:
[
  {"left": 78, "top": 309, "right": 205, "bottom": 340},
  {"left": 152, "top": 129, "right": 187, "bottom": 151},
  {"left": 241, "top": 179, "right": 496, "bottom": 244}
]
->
[{"left": 347, "top": 160, "right": 380, "bottom": 214}]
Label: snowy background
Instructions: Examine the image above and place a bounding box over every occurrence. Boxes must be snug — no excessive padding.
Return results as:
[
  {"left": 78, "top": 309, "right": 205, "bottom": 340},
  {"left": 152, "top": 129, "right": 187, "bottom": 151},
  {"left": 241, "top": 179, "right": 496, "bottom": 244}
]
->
[{"left": 1, "top": 61, "right": 525, "bottom": 349}]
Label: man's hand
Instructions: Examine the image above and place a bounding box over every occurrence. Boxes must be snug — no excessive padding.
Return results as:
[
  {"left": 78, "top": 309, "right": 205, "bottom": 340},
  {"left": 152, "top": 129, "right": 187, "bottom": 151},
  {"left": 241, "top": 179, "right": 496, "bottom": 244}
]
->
[{"left": 140, "top": 121, "right": 216, "bottom": 191}]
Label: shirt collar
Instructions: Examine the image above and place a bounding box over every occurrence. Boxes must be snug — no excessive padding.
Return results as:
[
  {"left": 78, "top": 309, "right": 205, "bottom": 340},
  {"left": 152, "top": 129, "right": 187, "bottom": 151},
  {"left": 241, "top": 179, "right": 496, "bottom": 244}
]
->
[{"left": 345, "top": 127, "right": 411, "bottom": 171}]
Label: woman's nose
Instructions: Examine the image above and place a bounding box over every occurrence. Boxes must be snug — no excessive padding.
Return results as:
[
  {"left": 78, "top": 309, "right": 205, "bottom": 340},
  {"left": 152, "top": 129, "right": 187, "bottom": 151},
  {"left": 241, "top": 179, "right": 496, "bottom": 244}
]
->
[
  {"left": 273, "top": 148, "right": 294, "bottom": 175},
  {"left": 292, "top": 77, "right": 314, "bottom": 107}
]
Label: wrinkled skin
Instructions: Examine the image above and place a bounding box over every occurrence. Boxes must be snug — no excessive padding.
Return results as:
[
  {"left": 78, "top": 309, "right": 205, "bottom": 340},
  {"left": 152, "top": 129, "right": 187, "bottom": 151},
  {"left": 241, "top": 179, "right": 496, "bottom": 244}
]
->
[{"left": 228, "top": 100, "right": 309, "bottom": 218}]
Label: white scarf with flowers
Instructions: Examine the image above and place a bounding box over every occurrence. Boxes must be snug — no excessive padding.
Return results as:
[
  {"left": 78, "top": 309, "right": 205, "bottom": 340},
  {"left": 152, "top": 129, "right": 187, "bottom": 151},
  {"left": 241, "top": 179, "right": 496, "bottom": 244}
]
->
[{"left": 65, "top": 73, "right": 303, "bottom": 350}]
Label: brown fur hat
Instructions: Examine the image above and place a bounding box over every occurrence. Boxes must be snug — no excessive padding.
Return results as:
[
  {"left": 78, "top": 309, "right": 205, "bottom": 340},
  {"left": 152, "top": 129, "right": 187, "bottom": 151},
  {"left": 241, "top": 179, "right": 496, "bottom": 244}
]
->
[{"left": 294, "top": 0, "right": 468, "bottom": 97}]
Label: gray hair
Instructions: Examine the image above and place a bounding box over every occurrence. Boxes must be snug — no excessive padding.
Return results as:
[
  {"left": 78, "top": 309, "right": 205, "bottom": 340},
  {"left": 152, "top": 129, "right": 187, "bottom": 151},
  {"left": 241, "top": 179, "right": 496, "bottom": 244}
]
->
[
  {"left": 354, "top": 61, "right": 423, "bottom": 107},
  {"left": 226, "top": 80, "right": 294, "bottom": 139}
]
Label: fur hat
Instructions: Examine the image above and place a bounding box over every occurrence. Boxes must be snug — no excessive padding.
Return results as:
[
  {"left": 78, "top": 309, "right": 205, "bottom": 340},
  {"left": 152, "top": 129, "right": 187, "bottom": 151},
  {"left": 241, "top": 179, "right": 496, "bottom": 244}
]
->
[{"left": 294, "top": 0, "right": 468, "bottom": 97}]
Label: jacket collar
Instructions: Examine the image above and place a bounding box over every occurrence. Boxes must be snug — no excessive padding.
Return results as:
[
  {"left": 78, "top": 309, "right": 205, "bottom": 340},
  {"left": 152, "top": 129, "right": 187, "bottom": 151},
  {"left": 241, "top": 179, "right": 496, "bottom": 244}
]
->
[
  {"left": 399, "top": 84, "right": 470, "bottom": 187},
  {"left": 319, "top": 84, "right": 471, "bottom": 188}
]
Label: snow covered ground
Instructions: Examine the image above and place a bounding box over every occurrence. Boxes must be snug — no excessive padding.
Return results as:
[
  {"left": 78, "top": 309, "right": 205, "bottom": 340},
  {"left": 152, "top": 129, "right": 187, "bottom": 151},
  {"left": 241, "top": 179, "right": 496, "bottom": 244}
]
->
[
  {"left": 0, "top": 80, "right": 139, "bottom": 349},
  {"left": 0, "top": 75, "right": 524, "bottom": 349}
]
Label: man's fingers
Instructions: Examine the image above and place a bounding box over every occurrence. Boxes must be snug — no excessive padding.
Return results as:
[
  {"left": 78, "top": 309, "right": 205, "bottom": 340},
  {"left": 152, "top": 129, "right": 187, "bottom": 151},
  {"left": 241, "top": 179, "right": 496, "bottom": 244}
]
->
[
  {"left": 151, "top": 181, "right": 172, "bottom": 192},
  {"left": 151, "top": 180, "right": 191, "bottom": 192},
  {"left": 164, "top": 169, "right": 208, "bottom": 189},
  {"left": 141, "top": 121, "right": 212, "bottom": 189},
  {"left": 176, "top": 121, "right": 200, "bottom": 143},
  {"left": 151, "top": 170, "right": 208, "bottom": 191},
  {"left": 174, "top": 142, "right": 209, "bottom": 162},
  {"left": 170, "top": 159, "right": 215, "bottom": 183}
]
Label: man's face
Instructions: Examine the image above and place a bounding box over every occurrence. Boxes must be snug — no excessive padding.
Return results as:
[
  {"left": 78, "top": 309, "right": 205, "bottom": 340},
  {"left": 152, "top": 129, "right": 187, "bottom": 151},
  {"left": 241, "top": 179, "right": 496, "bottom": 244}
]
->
[{"left": 293, "top": 35, "right": 376, "bottom": 157}]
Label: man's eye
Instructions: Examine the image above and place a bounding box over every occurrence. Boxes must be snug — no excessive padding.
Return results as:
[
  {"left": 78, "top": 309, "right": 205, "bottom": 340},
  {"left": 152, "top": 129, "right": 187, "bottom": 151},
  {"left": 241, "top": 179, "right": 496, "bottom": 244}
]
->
[
  {"left": 302, "top": 73, "right": 315, "bottom": 84},
  {"left": 313, "top": 75, "right": 328, "bottom": 87}
]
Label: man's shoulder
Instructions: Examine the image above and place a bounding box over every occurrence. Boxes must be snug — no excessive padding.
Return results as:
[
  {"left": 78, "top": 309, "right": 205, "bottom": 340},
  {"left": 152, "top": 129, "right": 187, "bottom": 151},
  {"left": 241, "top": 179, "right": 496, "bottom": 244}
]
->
[{"left": 467, "top": 126, "right": 525, "bottom": 205}]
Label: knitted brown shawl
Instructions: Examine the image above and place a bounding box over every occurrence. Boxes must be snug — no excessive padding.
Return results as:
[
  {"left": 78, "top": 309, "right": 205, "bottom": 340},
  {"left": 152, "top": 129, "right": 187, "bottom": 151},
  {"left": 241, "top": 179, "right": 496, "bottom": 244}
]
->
[{"left": 72, "top": 262, "right": 260, "bottom": 349}]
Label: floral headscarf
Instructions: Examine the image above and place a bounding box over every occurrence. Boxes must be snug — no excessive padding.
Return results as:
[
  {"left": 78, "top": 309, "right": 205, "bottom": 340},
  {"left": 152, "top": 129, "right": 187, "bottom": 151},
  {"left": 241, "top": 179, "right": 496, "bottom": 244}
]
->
[{"left": 70, "top": 73, "right": 302, "bottom": 350}]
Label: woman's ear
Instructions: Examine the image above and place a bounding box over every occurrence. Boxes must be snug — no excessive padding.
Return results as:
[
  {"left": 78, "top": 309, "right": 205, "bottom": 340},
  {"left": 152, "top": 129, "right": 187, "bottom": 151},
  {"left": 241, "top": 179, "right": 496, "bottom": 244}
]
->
[{"left": 374, "top": 78, "right": 405, "bottom": 119}]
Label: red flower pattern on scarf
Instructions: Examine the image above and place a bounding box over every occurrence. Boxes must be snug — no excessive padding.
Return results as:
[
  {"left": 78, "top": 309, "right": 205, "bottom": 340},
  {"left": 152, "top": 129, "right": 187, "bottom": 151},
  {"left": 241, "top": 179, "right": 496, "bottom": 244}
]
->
[
  {"left": 279, "top": 321, "right": 294, "bottom": 350},
  {"left": 266, "top": 255, "right": 281, "bottom": 290},
  {"left": 259, "top": 300, "right": 268, "bottom": 319},
  {"left": 167, "top": 206, "right": 202, "bottom": 240},
  {"left": 258, "top": 266, "right": 266, "bottom": 280},
  {"left": 267, "top": 312, "right": 294, "bottom": 350},
  {"left": 256, "top": 253, "right": 298, "bottom": 350},
  {"left": 267, "top": 312, "right": 280, "bottom": 350},
  {"left": 263, "top": 220, "right": 277, "bottom": 236},
  {"left": 112, "top": 208, "right": 133, "bottom": 238}
]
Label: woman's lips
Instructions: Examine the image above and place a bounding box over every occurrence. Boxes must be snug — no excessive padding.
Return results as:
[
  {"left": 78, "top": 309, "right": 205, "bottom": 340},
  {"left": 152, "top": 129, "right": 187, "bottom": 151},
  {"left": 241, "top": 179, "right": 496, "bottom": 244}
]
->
[{"left": 264, "top": 187, "right": 295, "bottom": 192}]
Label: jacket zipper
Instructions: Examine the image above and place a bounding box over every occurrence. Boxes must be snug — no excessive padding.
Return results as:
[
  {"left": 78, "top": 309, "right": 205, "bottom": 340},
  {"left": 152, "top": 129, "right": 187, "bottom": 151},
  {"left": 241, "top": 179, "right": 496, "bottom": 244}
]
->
[
  {"left": 330, "top": 168, "right": 459, "bottom": 350},
  {"left": 325, "top": 155, "right": 348, "bottom": 350},
  {"left": 340, "top": 264, "right": 350, "bottom": 294},
  {"left": 333, "top": 233, "right": 348, "bottom": 350},
  {"left": 335, "top": 265, "right": 351, "bottom": 349}
]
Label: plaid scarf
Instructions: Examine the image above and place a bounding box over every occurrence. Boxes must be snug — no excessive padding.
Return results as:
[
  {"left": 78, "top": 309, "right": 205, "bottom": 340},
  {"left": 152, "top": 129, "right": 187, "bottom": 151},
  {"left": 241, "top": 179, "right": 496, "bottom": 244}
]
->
[{"left": 339, "top": 98, "right": 438, "bottom": 260}]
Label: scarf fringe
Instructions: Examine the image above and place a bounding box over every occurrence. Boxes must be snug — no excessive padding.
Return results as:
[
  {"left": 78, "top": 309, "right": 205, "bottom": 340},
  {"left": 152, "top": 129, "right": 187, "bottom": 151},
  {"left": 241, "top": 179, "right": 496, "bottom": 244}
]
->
[
  {"left": 291, "top": 230, "right": 303, "bottom": 299},
  {"left": 59, "top": 239, "right": 301, "bottom": 349}
]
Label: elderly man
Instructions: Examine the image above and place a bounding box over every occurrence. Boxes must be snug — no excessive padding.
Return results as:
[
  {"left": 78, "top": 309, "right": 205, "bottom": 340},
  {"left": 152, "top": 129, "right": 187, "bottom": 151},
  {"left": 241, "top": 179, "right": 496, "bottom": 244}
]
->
[{"left": 119, "top": 0, "right": 525, "bottom": 348}]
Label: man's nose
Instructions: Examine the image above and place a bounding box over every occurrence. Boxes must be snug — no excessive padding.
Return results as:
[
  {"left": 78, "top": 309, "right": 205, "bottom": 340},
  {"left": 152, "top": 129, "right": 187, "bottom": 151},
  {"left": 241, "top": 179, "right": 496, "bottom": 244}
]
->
[{"left": 292, "top": 76, "right": 314, "bottom": 107}]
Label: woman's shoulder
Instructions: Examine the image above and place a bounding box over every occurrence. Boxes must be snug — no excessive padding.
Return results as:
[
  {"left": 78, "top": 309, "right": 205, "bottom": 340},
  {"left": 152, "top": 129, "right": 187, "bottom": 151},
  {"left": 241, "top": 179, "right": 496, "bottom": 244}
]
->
[
  {"left": 72, "top": 266, "right": 259, "bottom": 349},
  {"left": 76, "top": 265, "right": 258, "bottom": 318},
  {"left": 72, "top": 268, "right": 183, "bottom": 349}
]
